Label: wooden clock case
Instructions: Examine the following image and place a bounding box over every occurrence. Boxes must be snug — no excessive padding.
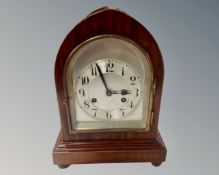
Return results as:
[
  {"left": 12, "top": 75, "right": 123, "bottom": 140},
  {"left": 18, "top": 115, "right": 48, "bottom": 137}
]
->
[{"left": 53, "top": 7, "right": 166, "bottom": 168}]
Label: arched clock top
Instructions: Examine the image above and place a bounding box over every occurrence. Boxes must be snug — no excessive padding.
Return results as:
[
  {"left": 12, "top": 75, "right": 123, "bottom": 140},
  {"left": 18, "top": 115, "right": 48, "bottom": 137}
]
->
[
  {"left": 53, "top": 7, "right": 166, "bottom": 167},
  {"left": 55, "top": 7, "right": 164, "bottom": 91}
]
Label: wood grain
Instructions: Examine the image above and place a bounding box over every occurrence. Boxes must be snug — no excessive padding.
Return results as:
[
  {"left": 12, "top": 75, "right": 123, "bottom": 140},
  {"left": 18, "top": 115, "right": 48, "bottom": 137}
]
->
[
  {"left": 53, "top": 7, "right": 166, "bottom": 166},
  {"left": 53, "top": 130, "right": 166, "bottom": 165}
]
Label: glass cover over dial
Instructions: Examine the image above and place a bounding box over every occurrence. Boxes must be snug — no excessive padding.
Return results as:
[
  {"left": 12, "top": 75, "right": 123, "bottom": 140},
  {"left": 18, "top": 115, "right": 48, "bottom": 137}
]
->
[{"left": 65, "top": 35, "right": 153, "bottom": 131}]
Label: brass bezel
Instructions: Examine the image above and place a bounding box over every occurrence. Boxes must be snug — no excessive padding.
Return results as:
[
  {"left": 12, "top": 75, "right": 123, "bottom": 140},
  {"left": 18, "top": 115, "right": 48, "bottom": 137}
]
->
[{"left": 63, "top": 34, "right": 154, "bottom": 133}]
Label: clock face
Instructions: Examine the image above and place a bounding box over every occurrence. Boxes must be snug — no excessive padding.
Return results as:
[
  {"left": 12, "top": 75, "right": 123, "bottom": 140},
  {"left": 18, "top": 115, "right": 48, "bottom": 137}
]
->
[
  {"left": 65, "top": 35, "right": 153, "bottom": 131},
  {"left": 75, "top": 59, "right": 142, "bottom": 120}
]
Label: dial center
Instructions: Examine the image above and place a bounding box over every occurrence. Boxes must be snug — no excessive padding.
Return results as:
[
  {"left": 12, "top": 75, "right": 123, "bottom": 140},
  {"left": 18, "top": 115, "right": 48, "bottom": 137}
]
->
[
  {"left": 106, "top": 90, "right": 112, "bottom": 96},
  {"left": 88, "top": 73, "right": 130, "bottom": 111}
]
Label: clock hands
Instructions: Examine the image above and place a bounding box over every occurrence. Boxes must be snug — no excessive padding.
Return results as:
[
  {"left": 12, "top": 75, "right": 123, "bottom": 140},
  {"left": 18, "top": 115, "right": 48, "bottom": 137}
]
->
[
  {"left": 111, "top": 89, "right": 132, "bottom": 95},
  {"left": 95, "top": 63, "right": 112, "bottom": 96},
  {"left": 95, "top": 63, "right": 132, "bottom": 96}
]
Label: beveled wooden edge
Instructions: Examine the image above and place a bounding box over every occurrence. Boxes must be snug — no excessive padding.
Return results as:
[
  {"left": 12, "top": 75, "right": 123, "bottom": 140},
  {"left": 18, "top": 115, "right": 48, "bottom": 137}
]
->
[
  {"left": 54, "top": 7, "right": 164, "bottom": 141},
  {"left": 53, "top": 130, "right": 166, "bottom": 165}
]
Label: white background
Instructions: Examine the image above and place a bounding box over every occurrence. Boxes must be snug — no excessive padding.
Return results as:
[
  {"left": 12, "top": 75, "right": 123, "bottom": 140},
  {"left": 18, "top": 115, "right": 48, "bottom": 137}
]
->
[{"left": 0, "top": 0, "right": 218, "bottom": 174}]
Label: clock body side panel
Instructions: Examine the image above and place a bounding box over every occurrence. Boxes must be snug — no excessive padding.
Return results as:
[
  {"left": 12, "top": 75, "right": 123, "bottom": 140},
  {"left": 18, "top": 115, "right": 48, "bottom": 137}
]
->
[{"left": 54, "top": 8, "right": 164, "bottom": 141}]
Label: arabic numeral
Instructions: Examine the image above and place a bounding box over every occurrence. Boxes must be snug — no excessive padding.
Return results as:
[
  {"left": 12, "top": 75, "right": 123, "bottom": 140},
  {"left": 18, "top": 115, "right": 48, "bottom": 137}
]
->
[
  {"left": 121, "top": 67, "right": 124, "bottom": 76},
  {"left": 106, "top": 112, "right": 112, "bottom": 119},
  {"left": 82, "top": 76, "right": 89, "bottom": 85},
  {"left": 130, "top": 76, "right": 136, "bottom": 85},
  {"left": 135, "top": 88, "right": 139, "bottom": 97},
  {"left": 129, "top": 101, "right": 134, "bottom": 108},
  {"left": 106, "top": 61, "right": 114, "bottom": 72},
  {"left": 91, "top": 64, "right": 98, "bottom": 76},
  {"left": 92, "top": 108, "right": 97, "bottom": 117},
  {"left": 84, "top": 100, "right": 89, "bottom": 108},
  {"left": 120, "top": 109, "right": 125, "bottom": 117},
  {"left": 78, "top": 88, "right": 85, "bottom": 96}
]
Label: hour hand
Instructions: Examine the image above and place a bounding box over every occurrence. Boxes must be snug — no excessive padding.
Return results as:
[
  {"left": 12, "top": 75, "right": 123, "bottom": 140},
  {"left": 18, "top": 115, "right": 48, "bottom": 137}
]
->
[{"left": 111, "top": 89, "right": 132, "bottom": 95}]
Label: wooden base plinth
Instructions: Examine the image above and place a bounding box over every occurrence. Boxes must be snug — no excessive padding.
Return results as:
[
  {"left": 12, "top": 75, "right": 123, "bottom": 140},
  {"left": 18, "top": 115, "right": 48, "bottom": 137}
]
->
[{"left": 53, "top": 131, "right": 166, "bottom": 167}]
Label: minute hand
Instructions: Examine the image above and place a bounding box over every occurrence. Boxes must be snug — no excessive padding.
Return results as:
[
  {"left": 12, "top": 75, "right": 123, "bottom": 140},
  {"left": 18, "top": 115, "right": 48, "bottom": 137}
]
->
[{"left": 95, "top": 63, "right": 111, "bottom": 94}]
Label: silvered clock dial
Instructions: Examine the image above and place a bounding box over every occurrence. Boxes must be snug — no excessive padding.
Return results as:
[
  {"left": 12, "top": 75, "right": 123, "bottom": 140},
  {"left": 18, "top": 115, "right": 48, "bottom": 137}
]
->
[{"left": 75, "top": 59, "right": 141, "bottom": 119}]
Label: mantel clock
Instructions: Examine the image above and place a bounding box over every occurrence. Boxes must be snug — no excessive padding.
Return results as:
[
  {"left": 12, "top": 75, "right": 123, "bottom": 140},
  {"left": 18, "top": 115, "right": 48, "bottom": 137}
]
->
[{"left": 53, "top": 7, "right": 166, "bottom": 168}]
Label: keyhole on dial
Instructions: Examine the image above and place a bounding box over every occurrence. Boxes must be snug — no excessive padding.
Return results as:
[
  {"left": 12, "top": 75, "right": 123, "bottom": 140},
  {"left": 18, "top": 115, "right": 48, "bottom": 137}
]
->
[
  {"left": 91, "top": 98, "right": 97, "bottom": 103},
  {"left": 121, "top": 98, "right": 126, "bottom": 102}
]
